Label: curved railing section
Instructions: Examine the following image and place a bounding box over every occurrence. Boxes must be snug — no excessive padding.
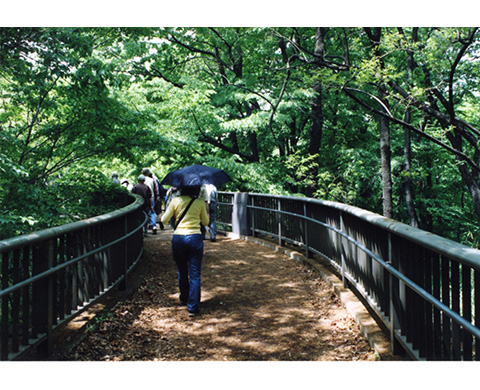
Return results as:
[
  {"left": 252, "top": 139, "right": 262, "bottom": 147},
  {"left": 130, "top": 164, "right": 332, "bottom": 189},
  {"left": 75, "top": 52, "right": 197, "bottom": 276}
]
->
[
  {"left": 217, "top": 192, "right": 480, "bottom": 361},
  {"left": 0, "top": 194, "right": 146, "bottom": 361}
]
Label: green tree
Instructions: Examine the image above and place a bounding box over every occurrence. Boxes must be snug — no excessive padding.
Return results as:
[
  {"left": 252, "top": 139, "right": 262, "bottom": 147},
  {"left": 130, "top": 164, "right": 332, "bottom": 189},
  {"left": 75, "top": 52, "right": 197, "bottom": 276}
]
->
[
  {"left": 3, "top": 27, "right": 480, "bottom": 246},
  {"left": 0, "top": 27, "right": 162, "bottom": 237}
]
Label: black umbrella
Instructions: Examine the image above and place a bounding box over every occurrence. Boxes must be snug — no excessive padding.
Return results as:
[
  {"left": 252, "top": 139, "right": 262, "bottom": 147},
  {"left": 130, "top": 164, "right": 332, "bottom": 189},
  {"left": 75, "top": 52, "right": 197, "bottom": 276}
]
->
[{"left": 161, "top": 164, "right": 232, "bottom": 188}]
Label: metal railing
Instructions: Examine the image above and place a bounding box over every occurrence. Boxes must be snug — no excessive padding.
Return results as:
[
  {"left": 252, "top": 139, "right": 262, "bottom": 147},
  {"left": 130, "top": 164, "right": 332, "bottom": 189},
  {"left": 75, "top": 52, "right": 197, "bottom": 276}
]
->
[
  {"left": 217, "top": 192, "right": 234, "bottom": 231},
  {"left": 0, "top": 193, "right": 146, "bottom": 361},
  {"left": 218, "top": 192, "right": 480, "bottom": 361}
]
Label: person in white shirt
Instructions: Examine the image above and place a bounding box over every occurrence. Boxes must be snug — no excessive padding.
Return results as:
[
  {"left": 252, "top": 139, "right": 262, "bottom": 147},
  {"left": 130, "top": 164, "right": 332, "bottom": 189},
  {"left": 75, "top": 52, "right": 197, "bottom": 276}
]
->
[
  {"left": 142, "top": 168, "right": 157, "bottom": 234},
  {"left": 199, "top": 183, "right": 218, "bottom": 242}
]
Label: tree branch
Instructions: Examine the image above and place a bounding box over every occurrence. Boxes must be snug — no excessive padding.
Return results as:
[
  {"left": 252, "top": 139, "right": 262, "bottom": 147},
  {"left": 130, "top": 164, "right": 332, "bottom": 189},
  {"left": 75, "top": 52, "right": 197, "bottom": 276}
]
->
[
  {"left": 268, "top": 56, "right": 293, "bottom": 155},
  {"left": 191, "top": 111, "right": 257, "bottom": 162},
  {"left": 132, "top": 63, "right": 185, "bottom": 88},
  {"left": 18, "top": 74, "right": 61, "bottom": 165},
  {"left": 447, "top": 28, "right": 478, "bottom": 120},
  {"left": 342, "top": 86, "right": 480, "bottom": 173}
]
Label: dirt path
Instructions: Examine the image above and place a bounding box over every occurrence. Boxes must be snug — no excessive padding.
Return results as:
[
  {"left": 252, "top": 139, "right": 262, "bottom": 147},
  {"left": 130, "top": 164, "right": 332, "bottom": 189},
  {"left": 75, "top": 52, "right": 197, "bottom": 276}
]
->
[{"left": 63, "top": 227, "right": 379, "bottom": 361}]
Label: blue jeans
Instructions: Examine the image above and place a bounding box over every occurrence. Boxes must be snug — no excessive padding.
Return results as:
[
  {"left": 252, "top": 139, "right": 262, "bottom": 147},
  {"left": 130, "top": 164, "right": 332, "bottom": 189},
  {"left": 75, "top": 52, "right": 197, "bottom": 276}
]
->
[
  {"left": 171, "top": 234, "right": 204, "bottom": 313},
  {"left": 148, "top": 199, "right": 157, "bottom": 230}
]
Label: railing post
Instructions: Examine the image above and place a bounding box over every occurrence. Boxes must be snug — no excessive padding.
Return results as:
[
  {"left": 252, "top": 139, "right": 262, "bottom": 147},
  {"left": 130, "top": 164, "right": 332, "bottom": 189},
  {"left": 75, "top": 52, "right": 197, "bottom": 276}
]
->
[
  {"left": 278, "top": 198, "right": 283, "bottom": 246},
  {"left": 21, "top": 247, "right": 30, "bottom": 348},
  {"left": 339, "top": 211, "right": 347, "bottom": 287},
  {"left": 46, "top": 238, "right": 54, "bottom": 356},
  {"left": 11, "top": 250, "right": 20, "bottom": 353},
  {"left": 37, "top": 238, "right": 54, "bottom": 358},
  {"left": 120, "top": 216, "right": 128, "bottom": 291},
  {"left": 388, "top": 233, "right": 403, "bottom": 356},
  {"left": 232, "top": 193, "right": 250, "bottom": 237},
  {"left": 251, "top": 195, "right": 256, "bottom": 237},
  {"left": 303, "top": 202, "right": 312, "bottom": 259},
  {"left": 1, "top": 253, "right": 9, "bottom": 360}
]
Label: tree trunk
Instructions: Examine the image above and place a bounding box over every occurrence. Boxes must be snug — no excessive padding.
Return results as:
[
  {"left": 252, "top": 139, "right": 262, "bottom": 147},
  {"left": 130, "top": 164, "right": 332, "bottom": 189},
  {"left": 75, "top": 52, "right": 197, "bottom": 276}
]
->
[
  {"left": 403, "top": 27, "right": 419, "bottom": 227},
  {"left": 248, "top": 131, "right": 259, "bottom": 162},
  {"left": 403, "top": 109, "right": 419, "bottom": 227},
  {"left": 308, "top": 28, "right": 325, "bottom": 157},
  {"left": 308, "top": 81, "right": 323, "bottom": 156},
  {"left": 364, "top": 27, "right": 393, "bottom": 218},
  {"left": 450, "top": 126, "right": 480, "bottom": 219},
  {"left": 378, "top": 85, "right": 393, "bottom": 218},
  {"left": 459, "top": 164, "right": 480, "bottom": 221}
]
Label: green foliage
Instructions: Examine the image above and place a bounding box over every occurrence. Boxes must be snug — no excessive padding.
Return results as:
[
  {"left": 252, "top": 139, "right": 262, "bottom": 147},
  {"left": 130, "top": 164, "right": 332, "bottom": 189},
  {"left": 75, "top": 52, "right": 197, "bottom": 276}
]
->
[
  {"left": 0, "top": 165, "right": 129, "bottom": 240},
  {"left": 2, "top": 27, "right": 480, "bottom": 248}
]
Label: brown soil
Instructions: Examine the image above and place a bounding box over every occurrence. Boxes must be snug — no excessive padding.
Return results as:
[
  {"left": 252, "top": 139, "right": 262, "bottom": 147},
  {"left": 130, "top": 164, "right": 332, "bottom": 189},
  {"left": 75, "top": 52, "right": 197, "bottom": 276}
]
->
[{"left": 62, "top": 227, "right": 378, "bottom": 361}]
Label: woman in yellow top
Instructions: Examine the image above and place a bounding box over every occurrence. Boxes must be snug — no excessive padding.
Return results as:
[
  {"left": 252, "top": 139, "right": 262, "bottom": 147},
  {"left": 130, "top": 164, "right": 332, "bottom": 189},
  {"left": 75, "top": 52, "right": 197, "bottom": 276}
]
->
[{"left": 161, "top": 185, "right": 209, "bottom": 316}]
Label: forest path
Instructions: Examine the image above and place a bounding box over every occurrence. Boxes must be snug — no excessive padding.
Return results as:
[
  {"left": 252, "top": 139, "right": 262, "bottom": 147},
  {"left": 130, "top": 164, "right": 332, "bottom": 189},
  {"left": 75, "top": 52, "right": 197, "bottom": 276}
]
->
[{"left": 60, "top": 227, "right": 397, "bottom": 361}]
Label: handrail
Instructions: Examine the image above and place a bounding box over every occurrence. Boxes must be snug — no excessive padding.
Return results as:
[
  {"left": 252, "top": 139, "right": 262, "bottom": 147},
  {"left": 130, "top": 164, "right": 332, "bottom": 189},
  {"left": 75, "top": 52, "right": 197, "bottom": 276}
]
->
[
  {"left": 217, "top": 192, "right": 480, "bottom": 361},
  {"left": 0, "top": 208, "right": 147, "bottom": 299},
  {"left": 0, "top": 194, "right": 146, "bottom": 360},
  {"left": 0, "top": 195, "right": 145, "bottom": 253},
  {"left": 250, "top": 193, "right": 480, "bottom": 270},
  {"left": 292, "top": 209, "right": 480, "bottom": 339},
  {"left": 3, "top": 190, "right": 478, "bottom": 361}
]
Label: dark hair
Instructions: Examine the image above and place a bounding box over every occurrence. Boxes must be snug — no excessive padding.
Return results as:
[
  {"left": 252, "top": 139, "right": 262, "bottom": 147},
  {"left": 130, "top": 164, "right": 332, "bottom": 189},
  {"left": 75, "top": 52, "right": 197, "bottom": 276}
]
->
[{"left": 180, "top": 185, "right": 201, "bottom": 198}]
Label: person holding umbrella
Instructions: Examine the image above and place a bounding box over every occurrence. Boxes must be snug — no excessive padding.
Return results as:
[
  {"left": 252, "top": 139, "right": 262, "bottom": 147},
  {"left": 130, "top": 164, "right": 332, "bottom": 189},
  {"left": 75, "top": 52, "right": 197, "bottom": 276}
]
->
[
  {"left": 161, "top": 164, "right": 232, "bottom": 189},
  {"left": 161, "top": 185, "right": 209, "bottom": 317}
]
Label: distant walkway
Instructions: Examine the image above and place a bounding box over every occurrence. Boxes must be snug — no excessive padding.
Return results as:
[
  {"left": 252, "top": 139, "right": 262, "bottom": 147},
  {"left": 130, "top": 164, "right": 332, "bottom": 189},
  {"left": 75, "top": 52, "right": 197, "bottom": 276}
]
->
[{"left": 58, "top": 227, "right": 399, "bottom": 361}]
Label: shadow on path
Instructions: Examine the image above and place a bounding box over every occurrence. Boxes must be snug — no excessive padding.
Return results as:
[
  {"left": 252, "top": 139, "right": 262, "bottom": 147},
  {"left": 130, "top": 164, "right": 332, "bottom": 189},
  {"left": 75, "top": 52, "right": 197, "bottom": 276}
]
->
[{"left": 58, "top": 226, "right": 399, "bottom": 361}]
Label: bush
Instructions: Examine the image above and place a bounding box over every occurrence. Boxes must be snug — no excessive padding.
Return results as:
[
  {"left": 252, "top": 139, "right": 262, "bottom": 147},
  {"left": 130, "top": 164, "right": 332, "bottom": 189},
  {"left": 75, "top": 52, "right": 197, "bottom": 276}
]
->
[{"left": 0, "top": 168, "right": 131, "bottom": 240}]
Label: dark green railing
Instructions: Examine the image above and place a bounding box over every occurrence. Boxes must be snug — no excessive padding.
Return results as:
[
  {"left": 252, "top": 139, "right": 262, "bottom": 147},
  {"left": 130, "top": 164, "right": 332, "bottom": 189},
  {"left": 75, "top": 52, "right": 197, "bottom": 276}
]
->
[
  {"left": 4, "top": 190, "right": 479, "bottom": 361},
  {"left": 218, "top": 192, "right": 480, "bottom": 361},
  {"left": 0, "top": 194, "right": 146, "bottom": 360}
]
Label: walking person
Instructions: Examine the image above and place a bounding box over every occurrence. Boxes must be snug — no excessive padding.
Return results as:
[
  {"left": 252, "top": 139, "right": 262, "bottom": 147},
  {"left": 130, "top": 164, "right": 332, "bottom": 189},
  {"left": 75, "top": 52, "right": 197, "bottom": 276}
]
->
[
  {"left": 121, "top": 178, "right": 133, "bottom": 191},
  {"left": 161, "top": 185, "right": 209, "bottom": 317},
  {"left": 201, "top": 183, "right": 218, "bottom": 242},
  {"left": 142, "top": 168, "right": 158, "bottom": 234},
  {"left": 165, "top": 186, "right": 180, "bottom": 228},
  {"left": 131, "top": 175, "right": 153, "bottom": 237},
  {"left": 151, "top": 171, "right": 165, "bottom": 230},
  {"left": 111, "top": 171, "right": 121, "bottom": 184}
]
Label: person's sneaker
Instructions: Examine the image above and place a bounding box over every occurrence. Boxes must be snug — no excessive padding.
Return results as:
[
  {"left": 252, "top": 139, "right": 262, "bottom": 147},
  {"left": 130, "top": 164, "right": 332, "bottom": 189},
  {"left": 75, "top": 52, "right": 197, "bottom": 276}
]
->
[
  {"left": 152, "top": 228, "right": 157, "bottom": 235},
  {"left": 188, "top": 310, "right": 199, "bottom": 317},
  {"left": 159, "top": 221, "right": 164, "bottom": 230}
]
